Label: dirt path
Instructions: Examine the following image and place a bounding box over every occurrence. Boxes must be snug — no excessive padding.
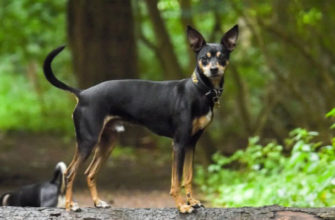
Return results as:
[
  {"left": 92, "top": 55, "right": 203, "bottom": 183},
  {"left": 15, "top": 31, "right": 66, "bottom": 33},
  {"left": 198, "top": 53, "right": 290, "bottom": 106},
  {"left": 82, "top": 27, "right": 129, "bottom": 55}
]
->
[{"left": 75, "top": 189, "right": 175, "bottom": 208}]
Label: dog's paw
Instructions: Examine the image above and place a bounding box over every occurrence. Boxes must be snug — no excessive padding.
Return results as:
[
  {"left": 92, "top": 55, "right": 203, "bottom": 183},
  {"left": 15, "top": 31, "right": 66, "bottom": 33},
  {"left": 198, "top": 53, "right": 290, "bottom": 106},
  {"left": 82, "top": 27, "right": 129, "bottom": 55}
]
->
[
  {"left": 95, "top": 200, "right": 111, "bottom": 208},
  {"left": 192, "top": 203, "right": 204, "bottom": 209},
  {"left": 70, "top": 202, "right": 81, "bottom": 212},
  {"left": 187, "top": 198, "right": 204, "bottom": 209},
  {"left": 178, "top": 204, "right": 194, "bottom": 214}
]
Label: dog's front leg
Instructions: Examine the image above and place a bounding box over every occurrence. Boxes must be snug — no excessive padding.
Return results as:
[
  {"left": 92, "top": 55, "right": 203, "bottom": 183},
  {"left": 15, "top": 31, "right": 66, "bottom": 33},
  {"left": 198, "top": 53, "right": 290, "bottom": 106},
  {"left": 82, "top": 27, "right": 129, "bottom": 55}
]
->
[
  {"left": 170, "top": 142, "right": 194, "bottom": 213},
  {"left": 183, "top": 146, "right": 203, "bottom": 208}
]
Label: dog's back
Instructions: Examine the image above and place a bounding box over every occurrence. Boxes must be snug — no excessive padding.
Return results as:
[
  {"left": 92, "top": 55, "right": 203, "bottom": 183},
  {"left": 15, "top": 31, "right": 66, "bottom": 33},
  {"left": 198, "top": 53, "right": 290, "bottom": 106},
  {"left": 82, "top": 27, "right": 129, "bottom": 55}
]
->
[{"left": 0, "top": 161, "right": 67, "bottom": 207}]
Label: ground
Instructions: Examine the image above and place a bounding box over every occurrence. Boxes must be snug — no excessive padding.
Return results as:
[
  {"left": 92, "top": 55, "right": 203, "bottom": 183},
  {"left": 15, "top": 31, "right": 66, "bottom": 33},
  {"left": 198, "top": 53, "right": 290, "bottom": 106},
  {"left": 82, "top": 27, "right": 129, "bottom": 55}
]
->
[
  {"left": 2, "top": 206, "right": 335, "bottom": 220},
  {"left": 0, "top": 132, "right": 202, "bottom": 208}
]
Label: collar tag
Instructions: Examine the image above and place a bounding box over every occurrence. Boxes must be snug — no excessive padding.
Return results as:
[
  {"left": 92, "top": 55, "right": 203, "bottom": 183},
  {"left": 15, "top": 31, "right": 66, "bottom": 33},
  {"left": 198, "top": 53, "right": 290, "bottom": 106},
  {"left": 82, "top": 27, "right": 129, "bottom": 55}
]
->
[{"left": 205, "top": 88, "right": 223, "bottom": 106}]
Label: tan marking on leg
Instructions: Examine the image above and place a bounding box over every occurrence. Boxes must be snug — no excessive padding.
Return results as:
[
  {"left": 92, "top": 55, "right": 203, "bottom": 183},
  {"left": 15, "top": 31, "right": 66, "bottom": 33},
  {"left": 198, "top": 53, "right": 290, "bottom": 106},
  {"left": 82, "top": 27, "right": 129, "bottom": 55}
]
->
[
  {"left": 84, "top": 116, "right": 116, "bottom": 175},
  {"left": 65, "top": 146, "right": 82, "bottom": 211},
  {"left": 66, "top": 146, "right": 79, "bottom": 172},
  {"left": 66, "top": 117, "right": 119, "bottom": 211},
  {"left": 183, "top": 148, "right": 193, "bottom": 193},
  {"left": 85, "top": 120, "right": 118, "bottom": 208},
  {"left": 169, "top": 146, "right": 194, "bottom": 213},
  {"left": 85, "top": 149, "right": 101, "bottom": 203},
  {"left": 86, "top": 151, "right": 107, "bottom": 206},
  {"left": 183, "top": 148, "right": 202, "bottom": 208}
]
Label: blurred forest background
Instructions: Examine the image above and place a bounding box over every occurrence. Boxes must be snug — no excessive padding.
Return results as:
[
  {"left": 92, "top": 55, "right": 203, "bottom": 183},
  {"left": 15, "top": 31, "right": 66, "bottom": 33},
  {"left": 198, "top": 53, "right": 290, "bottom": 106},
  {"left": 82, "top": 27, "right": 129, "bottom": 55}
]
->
[{"left": 1, "top": 0, "right": 335, "bottom": 208}]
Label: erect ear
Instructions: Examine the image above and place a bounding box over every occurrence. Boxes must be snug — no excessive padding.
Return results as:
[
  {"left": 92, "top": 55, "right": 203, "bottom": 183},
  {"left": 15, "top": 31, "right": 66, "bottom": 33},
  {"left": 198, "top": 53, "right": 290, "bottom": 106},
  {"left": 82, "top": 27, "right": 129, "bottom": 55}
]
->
[
  {"left": 187, "top": 25, "right": 206, "bottom": 52},
  {"left": 221, "top": 24, "right": 239, "bottom": 51}
]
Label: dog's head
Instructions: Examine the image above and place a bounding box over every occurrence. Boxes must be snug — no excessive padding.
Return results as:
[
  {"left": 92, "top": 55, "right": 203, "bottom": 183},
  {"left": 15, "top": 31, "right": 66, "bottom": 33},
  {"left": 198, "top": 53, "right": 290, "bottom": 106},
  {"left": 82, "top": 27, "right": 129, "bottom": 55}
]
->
[{"left": 187, "top": 25, "right": 238, "bottom": 85}]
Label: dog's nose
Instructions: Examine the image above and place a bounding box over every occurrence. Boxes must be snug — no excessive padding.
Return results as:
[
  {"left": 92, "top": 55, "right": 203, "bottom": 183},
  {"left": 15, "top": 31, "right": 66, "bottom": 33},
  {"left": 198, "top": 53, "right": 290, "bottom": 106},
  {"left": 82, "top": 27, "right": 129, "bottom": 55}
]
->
[{"left": 210, "top": 67, "right": 218, "bottom": 75}]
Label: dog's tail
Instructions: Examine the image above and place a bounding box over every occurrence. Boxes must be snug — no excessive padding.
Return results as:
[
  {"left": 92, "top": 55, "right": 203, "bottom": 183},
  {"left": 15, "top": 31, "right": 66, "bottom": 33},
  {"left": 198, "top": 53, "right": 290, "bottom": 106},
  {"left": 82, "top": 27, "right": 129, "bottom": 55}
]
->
[
  {"left": 50, "top": 161, "right": 67, "bottom": 195},
  {"left": 43, "top": 46, "right": 81, "bottom": 97},
  {"left": 0, "top": 193, "right": 12, "bottom": 206}
]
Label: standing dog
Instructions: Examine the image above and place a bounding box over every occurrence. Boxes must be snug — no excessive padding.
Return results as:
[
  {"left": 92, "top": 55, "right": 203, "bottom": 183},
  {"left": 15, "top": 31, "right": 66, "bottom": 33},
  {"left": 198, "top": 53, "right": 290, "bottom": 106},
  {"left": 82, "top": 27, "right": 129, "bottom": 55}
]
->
[
  {"left": 43, "top": 25, "right": 238, "bottom": 213},
  {"left": 0, "top": 161, "right": 66, "bottom": 208}
]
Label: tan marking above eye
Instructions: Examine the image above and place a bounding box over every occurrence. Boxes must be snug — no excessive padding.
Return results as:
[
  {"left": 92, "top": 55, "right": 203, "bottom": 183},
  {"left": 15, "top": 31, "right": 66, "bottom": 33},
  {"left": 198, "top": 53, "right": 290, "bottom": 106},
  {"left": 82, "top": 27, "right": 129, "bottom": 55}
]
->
[
  {"left": 216, "top": 51, "right": 221, "bottom": 57},
  {"left": 206, "top": 52, "right": 211, "bottom": 58}
]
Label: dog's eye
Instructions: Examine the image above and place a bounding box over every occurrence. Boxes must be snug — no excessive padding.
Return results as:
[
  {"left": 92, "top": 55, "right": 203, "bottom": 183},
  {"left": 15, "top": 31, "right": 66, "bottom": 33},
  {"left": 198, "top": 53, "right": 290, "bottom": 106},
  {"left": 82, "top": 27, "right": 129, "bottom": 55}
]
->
[{"left": 201, "top": 57, "right": 208, "bottom": 65}]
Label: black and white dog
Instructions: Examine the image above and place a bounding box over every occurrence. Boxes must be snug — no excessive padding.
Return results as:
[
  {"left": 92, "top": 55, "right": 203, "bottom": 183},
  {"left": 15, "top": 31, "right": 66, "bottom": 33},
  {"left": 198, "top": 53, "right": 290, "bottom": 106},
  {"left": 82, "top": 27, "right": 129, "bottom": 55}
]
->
[{"left": 0, "top": 161, "right": 66, "bottom": 208}]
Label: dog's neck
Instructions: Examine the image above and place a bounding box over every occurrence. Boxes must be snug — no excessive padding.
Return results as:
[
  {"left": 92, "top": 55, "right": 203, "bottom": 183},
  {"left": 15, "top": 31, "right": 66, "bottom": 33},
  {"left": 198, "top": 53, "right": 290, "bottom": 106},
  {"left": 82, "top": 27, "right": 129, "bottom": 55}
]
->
[{"left": 191, "top": 68, "right": 224, "bottom": 105}]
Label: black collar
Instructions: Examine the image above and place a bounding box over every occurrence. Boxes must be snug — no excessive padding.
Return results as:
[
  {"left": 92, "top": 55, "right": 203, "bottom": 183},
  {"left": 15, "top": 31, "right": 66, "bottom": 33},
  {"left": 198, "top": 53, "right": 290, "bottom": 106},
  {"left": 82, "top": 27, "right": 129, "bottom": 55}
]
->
[{"left": 191, "top": 70, "right": 224, "bottom": 105}]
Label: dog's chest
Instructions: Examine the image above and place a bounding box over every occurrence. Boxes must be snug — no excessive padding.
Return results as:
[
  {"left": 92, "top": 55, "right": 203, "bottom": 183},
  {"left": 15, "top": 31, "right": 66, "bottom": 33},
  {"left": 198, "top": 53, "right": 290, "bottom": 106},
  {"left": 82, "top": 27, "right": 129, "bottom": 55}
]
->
[{"left": 192, "top": 110, "right": 213, "bottom": 135}]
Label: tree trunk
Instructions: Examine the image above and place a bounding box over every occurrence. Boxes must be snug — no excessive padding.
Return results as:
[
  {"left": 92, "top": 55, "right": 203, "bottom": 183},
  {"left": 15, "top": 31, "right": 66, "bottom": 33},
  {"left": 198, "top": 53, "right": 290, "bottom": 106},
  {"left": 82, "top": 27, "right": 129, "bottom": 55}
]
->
[{"left": 67, "top": 0, "right": 137, "bottom": 88}]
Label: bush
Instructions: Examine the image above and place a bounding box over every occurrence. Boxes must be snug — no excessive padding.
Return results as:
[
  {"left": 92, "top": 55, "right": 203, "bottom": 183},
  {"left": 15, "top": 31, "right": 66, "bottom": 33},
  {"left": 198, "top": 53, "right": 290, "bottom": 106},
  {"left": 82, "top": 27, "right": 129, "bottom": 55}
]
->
[
  {"left": 0, "top": 70, "right": 75, "bottom": 134},
  {"left": 195, "top": 123, "right": 335, "bottom": 207}
]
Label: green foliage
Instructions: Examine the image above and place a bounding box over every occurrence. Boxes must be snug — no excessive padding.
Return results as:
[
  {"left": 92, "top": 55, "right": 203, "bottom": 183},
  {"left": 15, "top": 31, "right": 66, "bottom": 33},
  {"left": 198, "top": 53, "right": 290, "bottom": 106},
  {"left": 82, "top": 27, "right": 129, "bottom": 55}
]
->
[
  {"left": 0, "top": 0, "right": 76, "bottom": 134},
  {"left": 0, "top": 70, "right": 75, "bottom": 134},
  {"left": 195, "top": 127, "right": 335, "bottom": 207},
  {"left": 326, "top": 108, "right": 335, "bottom": 145},
  {"left": 0, "top": 0, "right": 66, "bottom": 61},
  {"left": 298, "top": 8, "right": 322, "bottom": 26},
  {"left": 0, "top": 0, "right": 334, "bottom": 151},
  {"left": 326, "top": 108, "right": 335, "bottom": 129}
]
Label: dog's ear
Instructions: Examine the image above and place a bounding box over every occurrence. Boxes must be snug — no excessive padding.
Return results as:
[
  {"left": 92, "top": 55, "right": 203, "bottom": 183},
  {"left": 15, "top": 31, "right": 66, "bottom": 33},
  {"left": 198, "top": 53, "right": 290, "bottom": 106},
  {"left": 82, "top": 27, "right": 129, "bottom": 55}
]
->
[
  {"left": 187, "top": 25, "right": 206, "bottom": 52},
  {"left": 221, "top": 24, "right": 239, "bottom": 51}
]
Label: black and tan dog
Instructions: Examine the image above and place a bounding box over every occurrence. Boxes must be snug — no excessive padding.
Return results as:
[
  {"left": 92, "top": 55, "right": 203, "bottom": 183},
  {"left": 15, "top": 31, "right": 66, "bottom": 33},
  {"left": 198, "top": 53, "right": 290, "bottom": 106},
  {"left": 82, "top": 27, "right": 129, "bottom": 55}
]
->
[
  {"left": 43, "top": 25, "right": 238, "bottom": 213},
  {"left": 0, "top": 161, "right": 66, "bottom": 208}
]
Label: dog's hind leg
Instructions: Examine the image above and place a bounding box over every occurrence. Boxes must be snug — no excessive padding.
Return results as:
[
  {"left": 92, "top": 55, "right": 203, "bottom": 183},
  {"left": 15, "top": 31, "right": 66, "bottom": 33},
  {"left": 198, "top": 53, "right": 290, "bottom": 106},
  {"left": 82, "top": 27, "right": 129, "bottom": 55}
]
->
[
  {"left": 64, "top": 144, "right": 85, "bottom": 211},
  {"left": 84, "top": 119, "right": 119, "bottom": 208},
  {"left": 64, "top": 145, "right": 82, "bottom": 211},
  {"left": 65, "top": 109, "right": 104, "bottom": 211}
]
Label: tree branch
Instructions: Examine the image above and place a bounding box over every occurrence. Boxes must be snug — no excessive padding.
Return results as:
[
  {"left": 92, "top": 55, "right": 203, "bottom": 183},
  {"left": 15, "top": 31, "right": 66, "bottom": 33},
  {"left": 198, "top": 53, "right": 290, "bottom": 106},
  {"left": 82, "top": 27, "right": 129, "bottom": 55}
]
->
[
  {"left": 230, "top": 64, "right": 252, "bottom": 136},
  {"left": 179, "top": 0, "right": 195, "bottom": 74},
  {"left": 144, "top": 0, "right": 183, "bottom": 79}
]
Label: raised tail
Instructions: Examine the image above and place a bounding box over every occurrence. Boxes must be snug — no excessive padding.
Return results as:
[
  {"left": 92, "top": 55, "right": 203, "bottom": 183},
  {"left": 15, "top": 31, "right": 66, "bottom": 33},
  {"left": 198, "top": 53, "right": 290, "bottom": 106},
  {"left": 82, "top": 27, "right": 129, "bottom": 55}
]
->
[
  {"left": 50, "top": 161, "right": 67, "bottom": 196},
  {"left": 0, "top": 193, "right": 11, "bottom": 206},
  {"left": 43, "top": 46, "right": 80, "bottom": 96}
]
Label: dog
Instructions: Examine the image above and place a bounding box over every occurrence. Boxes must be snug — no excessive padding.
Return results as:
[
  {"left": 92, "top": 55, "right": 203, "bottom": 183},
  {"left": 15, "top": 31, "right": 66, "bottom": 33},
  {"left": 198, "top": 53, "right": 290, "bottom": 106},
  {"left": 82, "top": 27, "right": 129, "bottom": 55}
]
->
[
  {"left": 43, "top": 25, "right": 238, "bottom": 213},
  {"left": 0, "top": 161, "right": 66, "bottom": 208}
]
